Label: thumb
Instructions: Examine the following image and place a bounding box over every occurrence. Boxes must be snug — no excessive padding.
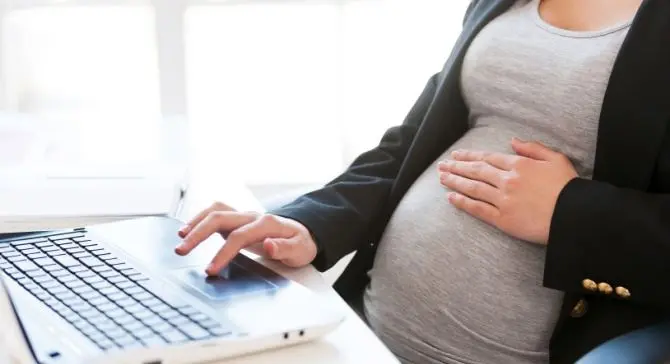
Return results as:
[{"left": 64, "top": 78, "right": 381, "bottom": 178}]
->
[
  {"left": 263, "top": 237, "right": 297, "bottom": 260},
  {"left": 511, "top": 138, "right": 557, "bottom": 161}
]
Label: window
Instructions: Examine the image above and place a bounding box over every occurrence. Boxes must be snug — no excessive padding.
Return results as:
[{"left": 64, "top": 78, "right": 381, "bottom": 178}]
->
[{"left": 0, "top": 0, "right": 469, "bottom": 184}]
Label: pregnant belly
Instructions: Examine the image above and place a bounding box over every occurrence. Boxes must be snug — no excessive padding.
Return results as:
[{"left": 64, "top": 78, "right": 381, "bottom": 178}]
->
[{"left": 365, "top": 142, "right": 564, "bottom": 359}]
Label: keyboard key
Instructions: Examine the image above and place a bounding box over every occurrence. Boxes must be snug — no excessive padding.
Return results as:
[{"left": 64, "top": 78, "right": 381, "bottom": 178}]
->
[
  {"left": 9, "top": 271, "right": 25, "bottom": 280},
  {"left": 50, "top": 269, "right": 70, "bottom": 277},
  {"left": 118, "top": 281, "right": 136, "bottom": 290},
  {"left": 132, "top": 291, "right": 152, "bottom": 301},
  {"left": 100, "top": 270, "right": 121, "bottom": 279},
  {"left": 83, "top": 276, "right": 104, "bottom": 284},
  {"left": 96, "top": 339, "right": 117, "bottom": 350},
  {"left": 56, "top": 274, "right": 77, "bottom": 283},
  {"left": 100, "top": 286, "right": 121, "bottom": 296},
  {"left": 142, "top": 298, "right": 163, "bottom": 308},
  {"left": 80, "top": 257, "right": 103, "bottom": 267},
  {"left": 2, "top": 251, "right": 20, "bottom": 258},
  {"left": 169, "top": 316, "right": 191, "bottom": 326},
  {"left": 179, "top": 323, "right": 210, "bottom": 340},
  {"left": 92, "top": 265, "right": 112, "bottom": 273},
  {"left": 73, "top": 285, "right": 94, "bottom": 295},
  {"left": 114, "top": 335, "right": 140, "bottom": 347},
  {"left": 105, "top": 327, "right": 128, "bottom": 339},
  {"left": 64, "top": 280, "right": 86, "bottom": 289},
  {"left": 80, "top": 309, "right": 101, "bottom": 320},
  {"left": 140, "top": 335, "right": 166, "bottom": 347},
  {"left": 26, "top": 252, "right": 47, "bottom": 260},
  {"left": 93, "top": 251, "right": 111, "bottom": 257},
  {"left": 59, "top": 243, "right": 78, "bottom": 250},
  {"left": 189, "top": 313, "right": 210, "bottom": 323},
  {"left": 99, "top": 255, "right": 117, "bottom": 261},
  {"left": 5, "top": 256, "right": 26, "bottom": 264},
  {"left": 158, "top": 309, "right": 180, "bottom": 320},
  {"left": 75, "top": 270, "right": 95, "bottom": 279},
  {"left": 139, "top": 314, "right": 163, "bottom": 326},
  {"left": 91, "top": 281, "right": 112, "bottom": 290},
  {"left": 73, "top": 252, "right": 93, "bottom": 259},
  {"left": 132, "top": 310, "right": 153, "bottom": 320},
  {"left": 122, "top": 319, "right": 145, "bottom": 331},
  {"left": 97, "top": 303, "right": 118, "bottom": 312},
  {"left": 69, "top": 265, "right": 88, "bottom": 273},
  {"left": 121, "top": 268, "right": 140, "bottom": 277},
  {"left": 51, "top": 239, "right": 74, "bottom": 246},
  {"left": 198, "top": 319, "right": 221, "bottom": 329},
  {"left": 40, "top": 246, "right": 59, "bottom": 252},
  {"left": 17, "top": 277, "right": 34, "bottom": 286},
  {"left": 209, "top": 327, "right": 232, "bottom": 337},
  {"left": 19, "top": 247, "right": 39, "bottom": 254},
  {"left": 108, "top": 276, "right": 128, "bottom": 284},
  {"left": 11, "top": 237, "right": 48, "bottom": 245},
  {"left": 33, "top": 257, "right": 56, "bottom": 266},
  {"left": 89, "top": 296, "right": 111, "bottom": 307},
  {"left": 46, "top": 285, "right": 68, "bottom": 296},
  {"left": 124, "top": 286, "right": 145, "bottom": 295},
  {"left": 125, "top": 304, "right": 145, "bottom": 314},
  {"left": 33, "top": 275, "right": 52, "bottom": 284},
  {"left": 46, "top": 250, "right": 66, "bottom": 257},
  {"left": 104, "top": 258, "right": 123, "bottom": 265},
  {"left": 116, "top": 297, "right": 136, "bottom": 307},
  {"left": 53, "top": 255, "right": 80, "bottom": 268},
  {"left": 149, "top": 303, "right": 172, "bottom": 314},
  {"left": 160, "top": 330, "right": 188, "bottom": 343},
  {"left": 129, "top": 275, "right": 149, "bottom": 283},
  {"left": 85, "top": 245, "right": 104, "bottom": 252},
  {"left": 112, "top": 313, "right": 135, "bottom": 325},
  {"left": 35, "top": 242, "right": 53, "bottom": 248},
  {"left": 73, "top": 237, "right": 93, "bottom": 244},
  {"left": 64, "top": 247, "right": 85, "bottom": 254},
  {"left": 14, "top": 260, "right": 40, "bottom": 274},
  {"left": 42, "top": 265, "right": 63, "bottom": 272}
]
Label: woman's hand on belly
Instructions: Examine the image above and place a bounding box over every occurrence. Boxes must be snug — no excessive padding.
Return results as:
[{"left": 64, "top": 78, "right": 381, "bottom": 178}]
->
[{"left": 437, "top": 138, "right": 578, "bottom": 245}]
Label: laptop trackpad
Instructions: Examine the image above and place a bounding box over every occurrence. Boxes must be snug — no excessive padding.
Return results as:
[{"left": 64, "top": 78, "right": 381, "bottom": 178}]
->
[{"left": 173, "top": 263, "right": 277, "bottom": 302}]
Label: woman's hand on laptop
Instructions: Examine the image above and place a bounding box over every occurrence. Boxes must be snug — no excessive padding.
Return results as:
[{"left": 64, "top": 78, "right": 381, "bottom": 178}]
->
[{"left": 174, "top": 202, "right": 318, "bottom": 276}]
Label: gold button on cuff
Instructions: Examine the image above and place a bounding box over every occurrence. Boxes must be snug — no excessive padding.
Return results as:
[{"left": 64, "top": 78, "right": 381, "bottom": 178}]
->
[
  {"left": 570, "top": 299, "right": 588, "bottom": 318},
  {"left": 582, "top": 279, "right": 597, "bottom": 292},
  {"left": 598, "top": 282, "right": 613, "bottom": 295},
  {"left": 615, "top": 286, "right": 631, "bottom": 299}
]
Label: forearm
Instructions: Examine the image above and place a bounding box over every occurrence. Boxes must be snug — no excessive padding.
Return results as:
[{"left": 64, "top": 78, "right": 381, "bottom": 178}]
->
[
  {"left": 271, "top": 73, "right": 440, "bottom": 271},
  {"left": 544, "top": 177, "right": 670, "bottom": 307}
]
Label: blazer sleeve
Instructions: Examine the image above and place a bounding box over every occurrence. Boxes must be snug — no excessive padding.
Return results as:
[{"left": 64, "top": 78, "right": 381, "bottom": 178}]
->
[
  {"left": 270, "top": 2, "right": 479, "bottom": 272},
  {"left": 270, "top": 73, "right": 439, "bottom": 271},
  {"left": 544, "top": 177, "right": 670, "bottom": 308}
]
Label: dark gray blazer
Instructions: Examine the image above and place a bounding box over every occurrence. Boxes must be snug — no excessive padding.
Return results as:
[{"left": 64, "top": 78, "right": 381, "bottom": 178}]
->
[{"left": 273, "top": 0, "right": 670, "bottom": 362}]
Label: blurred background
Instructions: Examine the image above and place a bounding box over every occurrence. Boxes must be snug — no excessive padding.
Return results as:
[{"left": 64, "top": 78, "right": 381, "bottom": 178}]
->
[{"left": 0, "top": 0, "right": 469, "bottom": 203}]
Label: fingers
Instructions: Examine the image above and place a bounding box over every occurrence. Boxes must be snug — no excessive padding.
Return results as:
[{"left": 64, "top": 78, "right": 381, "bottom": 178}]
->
[
  {"left": 178, "top": 201, "right": 235, "bottom": 238},
  {"left": 440, "top": 173, "right": 501, "bottom": 206},
  {"left": 447, "top": 192, "right": 499, "bottom": 226},
  {"left": 451, "top": 149, "right": 517, "bottom": 171},
  {"left": 175, "top": 210, "right": 257, "bottom": 256},
  {"left": 510, "top": 138, "right": 557, "bottom": 161},
  {"left": 438, "top": 160, "right": 504, "bottom": 187},
  {"left": 206, "top": 215, "right": 294, "bottom": 276}
]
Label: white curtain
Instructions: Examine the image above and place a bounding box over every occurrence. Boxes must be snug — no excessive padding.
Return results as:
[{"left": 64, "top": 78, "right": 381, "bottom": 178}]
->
[{"left": 0, "top": 0, "right": 469, "bottom": 184}]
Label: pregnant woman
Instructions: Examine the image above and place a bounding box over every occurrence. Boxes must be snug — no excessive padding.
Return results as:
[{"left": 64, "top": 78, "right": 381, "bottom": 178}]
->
[{"left": 176, "top": 0, "right": 670, "bottom": 363}]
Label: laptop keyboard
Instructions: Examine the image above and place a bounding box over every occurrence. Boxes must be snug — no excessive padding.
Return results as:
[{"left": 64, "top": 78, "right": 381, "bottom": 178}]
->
[{"left": 0, "top": 231, "right": 232, "bottom": 351}]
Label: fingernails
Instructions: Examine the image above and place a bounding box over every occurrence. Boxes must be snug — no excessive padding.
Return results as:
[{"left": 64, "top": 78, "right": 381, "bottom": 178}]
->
[
  {"left": 174, "top": 243, "right": 186, "bottom": 255},
  {"left": 512, "top": 137, "right": 526, "bottom": 143},
  {"left": 206, "top": 263, "right": 218, "bottom": 276},
  {"left": 438, "top": 161, "right": 450, "bottom": 170},
  {"left": 451, "top": 150, "right": 463, "bottom": 157}
]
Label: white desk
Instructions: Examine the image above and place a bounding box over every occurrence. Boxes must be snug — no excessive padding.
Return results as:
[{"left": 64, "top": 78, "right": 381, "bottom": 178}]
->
[{"left": 177, "top": 170, "right": 399, "bottom": 364}]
